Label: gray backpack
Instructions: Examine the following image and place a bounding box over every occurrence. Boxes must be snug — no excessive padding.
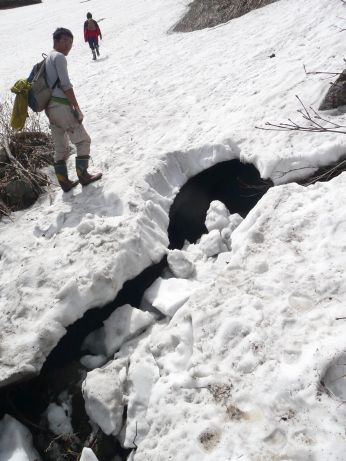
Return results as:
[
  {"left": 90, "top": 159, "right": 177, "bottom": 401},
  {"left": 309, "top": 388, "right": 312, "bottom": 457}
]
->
[{"left": 27, "top": 55, "right": 59, "bottom": 112}]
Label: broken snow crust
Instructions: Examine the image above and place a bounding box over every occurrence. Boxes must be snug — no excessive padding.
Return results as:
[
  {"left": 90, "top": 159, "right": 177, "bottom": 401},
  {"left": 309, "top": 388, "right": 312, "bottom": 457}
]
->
[
  {"left": 1, "top": 0, "right": 346, "bottom": 457},
  {"left": 0, "top": 142, "right": 238, "bottom": 387},
  {"left": 102, "top": 175, "right": 346, "bottom": 460},
  {"left": 0, "top": 414, "right": 42, "bottom": 461},
  {"left": 1, "top": 0, "right": 346, "bottom": 399}
]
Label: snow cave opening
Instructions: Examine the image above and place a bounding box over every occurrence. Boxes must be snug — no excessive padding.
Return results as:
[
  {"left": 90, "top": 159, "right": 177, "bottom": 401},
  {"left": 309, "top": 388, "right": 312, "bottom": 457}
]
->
[
  {"left": 168, "top": 159, "right": 273, "bottom": 249},
  {"left": 0, "top": 159, "right": 273, "bottom": 461}
]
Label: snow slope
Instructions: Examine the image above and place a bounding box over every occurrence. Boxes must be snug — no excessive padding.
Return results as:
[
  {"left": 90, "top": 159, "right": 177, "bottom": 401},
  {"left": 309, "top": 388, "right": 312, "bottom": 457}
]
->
[
  {"left": 1, "top": 0, "right": 346, "bottom": 458},
  {"left": 124, "top": 179, "right": 346, "bottom": 460}
]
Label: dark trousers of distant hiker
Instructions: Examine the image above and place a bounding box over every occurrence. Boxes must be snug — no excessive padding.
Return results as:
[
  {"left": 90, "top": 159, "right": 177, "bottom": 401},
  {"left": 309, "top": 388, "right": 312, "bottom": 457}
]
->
[
  {"left": 88, "top": 37, "right": 99, "bottom": 60},
  {"left": 88, "top": 37, "right": 99, "bottom": 52}
]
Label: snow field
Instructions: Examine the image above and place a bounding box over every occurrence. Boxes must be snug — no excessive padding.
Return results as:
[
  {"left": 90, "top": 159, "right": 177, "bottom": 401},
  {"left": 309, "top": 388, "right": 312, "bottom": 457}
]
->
[
  {"left": 1, "top": 0, "right": 346, "bottom": 459},
  {"left": 2, "top": 0, "right": 346, "bottom": 385}
]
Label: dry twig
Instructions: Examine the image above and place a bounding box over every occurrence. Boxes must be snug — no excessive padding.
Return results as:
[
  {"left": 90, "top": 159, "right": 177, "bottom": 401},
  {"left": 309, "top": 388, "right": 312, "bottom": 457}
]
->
[
  {"left": 256, "top": 95, "right": 346, "bottom": 184},
  {"left": 0, "top": 96, "right": 54, "bottom": 218},
  {"left": 257, "top": 95, "right": 346, "bottom": 135},
  {"left": 303, "top": 64, "right": 340, "bottom": 77}
]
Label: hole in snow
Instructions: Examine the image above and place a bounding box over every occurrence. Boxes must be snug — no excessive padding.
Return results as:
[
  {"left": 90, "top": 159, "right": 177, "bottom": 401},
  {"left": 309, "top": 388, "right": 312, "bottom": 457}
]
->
[
  {"left": 0, "top": 259, "right": 166, "bottom": 461},
  {"left": 0, "top": 158, "right": 271, "bottom": 460},
  {"left": 168, "top": 159, "right": 272, "bottom": 249}
]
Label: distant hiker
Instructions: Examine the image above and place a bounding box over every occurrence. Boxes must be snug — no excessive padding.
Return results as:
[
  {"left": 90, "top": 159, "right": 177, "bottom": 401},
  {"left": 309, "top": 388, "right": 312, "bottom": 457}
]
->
[
  {"left": 45, "top": 27, "right": 102, "bottom": 192},
  {"left": 84, "top": 12, "right": 102, "bottom": 60}
]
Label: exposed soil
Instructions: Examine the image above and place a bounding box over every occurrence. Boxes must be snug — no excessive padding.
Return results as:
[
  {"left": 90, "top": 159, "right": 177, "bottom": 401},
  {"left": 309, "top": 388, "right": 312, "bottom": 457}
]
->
[
  {"left": 173, "top": 0, "right": 277, "bottom": 32},
  {"left": 0, "top": 0, "right": 41, "bottom": 9}
]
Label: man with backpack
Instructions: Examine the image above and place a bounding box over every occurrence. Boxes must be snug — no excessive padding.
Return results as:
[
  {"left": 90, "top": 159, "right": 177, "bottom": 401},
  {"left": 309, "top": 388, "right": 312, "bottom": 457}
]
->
[
  {"left": 45, "top": 27, "right": 102, "bottom": 192},
  {"left": 84, "top": 12, "right": 102, "bottom": 60}
]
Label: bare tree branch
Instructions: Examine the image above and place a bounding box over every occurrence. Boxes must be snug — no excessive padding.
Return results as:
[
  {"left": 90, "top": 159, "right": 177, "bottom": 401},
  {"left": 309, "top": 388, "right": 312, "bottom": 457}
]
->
[
  {"left": 4, "top": 139, "right": 44, "bottom": 190},
  {"left": 256, "top": 95, "right": 346, "bottom": 135},
  {"left": 303, "top": 63, "right": 340, "bottom": 77}
]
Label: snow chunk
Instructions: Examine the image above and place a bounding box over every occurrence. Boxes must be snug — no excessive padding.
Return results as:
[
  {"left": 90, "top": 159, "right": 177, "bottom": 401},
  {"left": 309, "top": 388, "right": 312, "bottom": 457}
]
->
[
  {"left": 82, "top": 328, "right": 106, "bottom": 356},
  {"left": 167, "top": 249, "right": 195, "bottom": 278},
  {"left": 204, "top": 201, "right": 243, "bottom": 252},
  {"left": 104, "top": 305, "right": 156, "bottom": 356},
  {"left": 0, "top": 414, "right": 41, "bottom": 461},
  {"left": 228, "top": 212, "right": 243, "bottom": 232},
  {"left": 83, "top": 305, "right": 155, "bottom": 357},
  {"left": 77, "top": 220, "right": 95, "bottom": 235},
  {"left": 143, "top": 277, "right": 200, "bottom": 317},
  {"left": 80, "top": 354, "right": 107, "bottom": 370},
  {"left": 199, "top": 229, "right": 227, "bottom": 257},
  {"left": 46, "top": 402, "right": 73, "bottom": 435},
  {"left": 205, "top": 200, "right": 230, "bottom": 232},
  {"left": 121, "top": 338, "right": 160, "bottom": 448},
  {"left": 80, "top": 447, "right": 99, "bottom": 461},
  {"left": 82, "top": 358, "right": 128, "bottom": 436}
]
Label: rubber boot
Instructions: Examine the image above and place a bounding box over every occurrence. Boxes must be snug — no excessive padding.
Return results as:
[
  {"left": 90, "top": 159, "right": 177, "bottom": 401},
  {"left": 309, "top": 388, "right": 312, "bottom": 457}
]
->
[
  {"left": 54, "top": 160, "right": 79, "bottom": 192},
  {"left": 76, "top": 155, "right": 102, "bottom": 186},
  {"left": 95, "top": 45, "right": 100, "bottom": 56},
  {"left": 92, "top": 49, "right": 96, "bottom": 60}
]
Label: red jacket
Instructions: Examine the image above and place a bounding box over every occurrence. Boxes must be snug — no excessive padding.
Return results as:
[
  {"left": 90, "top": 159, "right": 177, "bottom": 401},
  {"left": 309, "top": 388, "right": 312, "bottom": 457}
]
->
[{"left": 84, "top": 19, "right": 102, "bottom": 41}]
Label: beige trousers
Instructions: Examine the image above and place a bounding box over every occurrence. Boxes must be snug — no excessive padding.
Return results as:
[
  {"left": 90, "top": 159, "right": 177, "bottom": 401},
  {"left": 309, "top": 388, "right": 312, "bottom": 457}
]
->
[{"left": 46, "top": 102, "right": 91, "bottom": 162}]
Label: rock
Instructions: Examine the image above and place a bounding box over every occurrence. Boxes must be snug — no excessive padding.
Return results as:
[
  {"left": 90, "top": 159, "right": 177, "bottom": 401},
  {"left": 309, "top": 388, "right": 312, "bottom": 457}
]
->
[
  {"left": 5, "top": 178, "right": 37, "bottom": 208},
  {"left": 319, "top": 69, "right": 346, "bottom": 111}
]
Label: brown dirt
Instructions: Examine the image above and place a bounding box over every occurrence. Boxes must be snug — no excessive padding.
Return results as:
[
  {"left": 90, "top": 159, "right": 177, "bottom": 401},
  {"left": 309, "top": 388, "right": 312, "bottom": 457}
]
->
[
  {"left": 173, "top": 0, "right": 278, "bottom": 32},
  {"left": 0, "top": 0, "right": 41, "bottom": 9}
]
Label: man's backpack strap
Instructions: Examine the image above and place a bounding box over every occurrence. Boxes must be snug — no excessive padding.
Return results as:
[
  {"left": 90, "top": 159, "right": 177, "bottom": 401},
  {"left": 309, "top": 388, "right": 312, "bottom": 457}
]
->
[
  {"left": 52, "top": 78, "right": 59, "bottom": 90},
  {"left": 40, "top": 53, "right": 59, "bottom": 90}
]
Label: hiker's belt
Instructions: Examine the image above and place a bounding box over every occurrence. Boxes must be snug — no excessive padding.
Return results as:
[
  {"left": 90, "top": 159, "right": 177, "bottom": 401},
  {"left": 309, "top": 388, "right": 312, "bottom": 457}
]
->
[{"left": 50, "top": 96, "right": 70, "bottom": 106}]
